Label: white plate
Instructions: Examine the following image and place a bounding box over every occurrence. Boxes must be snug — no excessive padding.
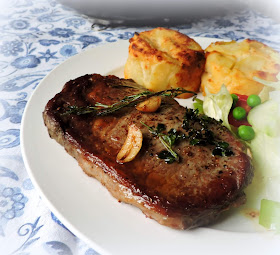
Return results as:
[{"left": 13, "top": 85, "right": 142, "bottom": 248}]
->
[{"left": 21, "top": 38, "right": 280, "bottom": 255}]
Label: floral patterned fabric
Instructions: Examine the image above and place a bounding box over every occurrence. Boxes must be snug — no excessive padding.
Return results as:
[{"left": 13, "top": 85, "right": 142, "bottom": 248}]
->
[{"left": 0, "top": 0, "right": 279, "bottom": 254}]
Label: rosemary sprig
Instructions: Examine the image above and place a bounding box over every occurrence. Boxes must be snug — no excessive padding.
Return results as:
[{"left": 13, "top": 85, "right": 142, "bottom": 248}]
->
[
  {"left": 61, "top": 105, "right": 98, "bottom": 115},
  {"left": 141, "top": 122, "right": 181, "bottom": 163},
  {"left": 62, "top": 88, "right": 196, "bottom": 116}
]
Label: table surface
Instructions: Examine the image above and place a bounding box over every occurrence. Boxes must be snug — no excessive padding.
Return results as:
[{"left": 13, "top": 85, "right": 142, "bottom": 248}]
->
[{"left": 0, "top": 0, "right": 279, "bottom": 254}]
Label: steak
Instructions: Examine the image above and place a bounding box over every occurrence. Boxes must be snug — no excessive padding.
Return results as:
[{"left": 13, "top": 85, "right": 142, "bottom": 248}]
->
[{"left": 43, "top": 74, "right": 253, "bottom": 229}]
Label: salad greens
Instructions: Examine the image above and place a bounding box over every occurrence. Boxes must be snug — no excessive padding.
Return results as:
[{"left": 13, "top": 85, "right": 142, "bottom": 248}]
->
[
  {"left": 201, "top": 85, "right": 280, "bottom": 232},
  {"left": 202, "top": 85, "right": 233, "bottom": 130}
]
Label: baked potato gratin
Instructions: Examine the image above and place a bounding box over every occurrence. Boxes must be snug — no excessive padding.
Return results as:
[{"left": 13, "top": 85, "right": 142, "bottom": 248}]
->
[
  {"left": 201, "top": 39, "right": 280, "bottom": 96},
  {"left": 124, "top": 27, "right": 205, "bottom": 98}
]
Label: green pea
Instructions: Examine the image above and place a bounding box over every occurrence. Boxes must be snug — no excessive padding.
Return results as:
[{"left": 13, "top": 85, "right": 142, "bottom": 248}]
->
[
  {"left": 247, "top": 94, "right": 261, "bottom": 107},
  {"left": 231, "top": 94, "right": 238, "bottom": 107},
  {"left": 233, "top": 106, "right": 246, "bottom": 120},
  {"left": 238, "top": 125, "right": 255, "bottom": 141}
]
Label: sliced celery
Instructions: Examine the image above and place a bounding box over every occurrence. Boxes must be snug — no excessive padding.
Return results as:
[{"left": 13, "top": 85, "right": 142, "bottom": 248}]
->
[{"left": 259, "top": 199, "right": 280, "bottom": 233}]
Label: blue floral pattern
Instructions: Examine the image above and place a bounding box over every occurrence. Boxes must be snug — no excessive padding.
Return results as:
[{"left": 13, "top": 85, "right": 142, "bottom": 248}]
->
[
  {"left": 66, "top": 18, "right": 86, "bottom": 28},
  {"left": 39, "top": 39, "right": 60, "bottom": 46},
  {"left": 60, "top": 45, "right": 77, "bottom": 57},
  {"left": 49, "top": 28, "right": 75, "bottom": 38},
  {"left": 51, "top": 212, "right": 72, "bottom": 234},
  {"left": 0, "top": 129, "right": 20, "bottom": 149},
  {"left": 11, "top": 217, "right": 43, "bottom": 254},
  {"left": 0, "top": 0, "right": 279, "bottom": 254},
  {"left": 0, "top": 187, "right": 28, "bottom": 219},
  {"left": 10, "top": 20, "right": 30, "bottom": 30},
  {"left": 39, "top": 49, "right": 58, "bottom": 62},
  {"left": 22, "top": 179, "right": 34, "bottom": 190},
  {"left": 0, "top": 40, "right": 24, "bottom": 57},
  {"left": 11, "top": 55, "right": 41, "bottom": 69},
  {"left": 0, "top": 99, "right": 26, "bottom": 123},
  {"left": 77, "top": 35, "right": 102, "bottom": 48}
]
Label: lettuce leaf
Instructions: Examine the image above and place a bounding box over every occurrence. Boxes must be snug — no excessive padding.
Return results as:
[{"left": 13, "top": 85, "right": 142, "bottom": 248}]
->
[{"left": 202, "top": 85, "right": 233, "bottom": 130}]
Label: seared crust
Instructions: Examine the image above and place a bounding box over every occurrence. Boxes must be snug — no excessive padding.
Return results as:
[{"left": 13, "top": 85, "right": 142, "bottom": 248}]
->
[
  {"left": 124, "top": 28, "right": 205, "bottom": 98},
  {"left": 43, "top": 74, "right": 253, "bottom": 229}
]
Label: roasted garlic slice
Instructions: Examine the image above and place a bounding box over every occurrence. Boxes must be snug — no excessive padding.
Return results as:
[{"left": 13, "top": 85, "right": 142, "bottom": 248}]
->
[
  {"left": 136, "top": 96, "right": 161, "bottom": 112},
  {"left": 116, "top": 123, "right": 143, "bottom": 163}
]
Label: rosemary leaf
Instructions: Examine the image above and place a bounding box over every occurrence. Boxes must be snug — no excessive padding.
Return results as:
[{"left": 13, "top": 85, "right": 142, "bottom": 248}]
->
[
  {"left": 141, "top": 122, "right": 180, "bottom": 163},
  {"left": 159, "top": 136, "right": 179, "bottom": 162},
  {"left": 62, "top": 88, "right": 196, "bottom": 116},
  {"left": 61, "top": 105, "right": 98, "bottom": 115}
]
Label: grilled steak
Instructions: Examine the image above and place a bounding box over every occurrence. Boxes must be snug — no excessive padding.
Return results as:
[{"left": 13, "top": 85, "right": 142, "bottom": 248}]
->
[{"left": 43, "top": 74, "right": 253, "bottom": 229}]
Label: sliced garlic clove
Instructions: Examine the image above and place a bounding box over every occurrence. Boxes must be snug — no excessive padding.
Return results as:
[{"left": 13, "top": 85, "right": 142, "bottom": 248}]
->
[
  {"left": 117, "top": 123, "right": 143, "bottom": 163},
  {"left": 136, "top": 96, "right": 162, "bottom": 112}
]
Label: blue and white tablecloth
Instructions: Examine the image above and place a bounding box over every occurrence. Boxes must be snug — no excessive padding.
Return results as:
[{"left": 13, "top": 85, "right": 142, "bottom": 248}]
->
[{"left": 0, "top": 0, "right": 279, "bottom": 254}]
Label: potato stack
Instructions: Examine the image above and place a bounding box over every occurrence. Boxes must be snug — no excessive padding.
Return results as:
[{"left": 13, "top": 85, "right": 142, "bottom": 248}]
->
[
  {"left": 201, "top": 39, "right": 280, "bottom": 96},
  {"left": 124, "top": 27, "right": 205, "bottom": 98}
]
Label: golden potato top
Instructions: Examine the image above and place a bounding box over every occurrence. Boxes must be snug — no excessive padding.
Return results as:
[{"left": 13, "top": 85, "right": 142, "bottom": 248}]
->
[
  {"left": 124, "top": 27, "right": 205, "bottom": 98},
  {"left": 201, "top": 39, "right": 280, "bottom": 96},
  {"left": 138, "top": 27, "right": 203, "bottom": 60}
]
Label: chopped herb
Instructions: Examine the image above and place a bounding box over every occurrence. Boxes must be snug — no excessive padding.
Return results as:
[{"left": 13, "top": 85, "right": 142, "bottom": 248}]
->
[
  {"left": 212, "top": 141, "right": 234, "bottom": 157},
  {"left": 166, "top": 128, "right": 186, "bottom": 146},
  {"left": 158, "top": 150, "right": 177, "bottom": 164},
  {"left": 182, "top": 108, "right": 234, "bottom": 157},
  {"left": 141, "top": 122, "right": 183, "bottom": 163},
  {"left": 62, "top": 88, "right": 196, "bottom": 116}
]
